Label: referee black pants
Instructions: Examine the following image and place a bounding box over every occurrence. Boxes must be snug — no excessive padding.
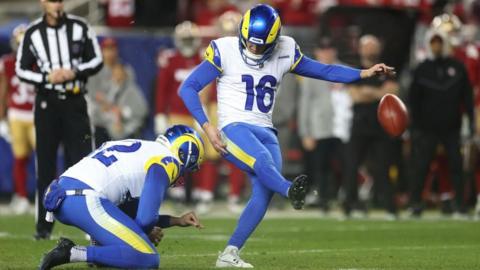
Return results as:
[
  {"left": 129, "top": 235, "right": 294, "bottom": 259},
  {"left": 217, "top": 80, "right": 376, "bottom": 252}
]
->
[
  {"left": 409, "top": 129, "right": 464, "bottom": 212},
  {"left": 34, "top": 91, "right": 93, "bottom": 235}
]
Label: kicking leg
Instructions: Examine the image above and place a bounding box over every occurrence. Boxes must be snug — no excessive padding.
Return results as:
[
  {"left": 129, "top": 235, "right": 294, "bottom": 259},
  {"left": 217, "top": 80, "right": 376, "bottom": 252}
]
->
[
  {"left": 217, "top": 126, "right": 307, "bottom": 268},
  {"left": 261, "top": 135, "right": 308, "bottom": 209},
  {"left": 222, "top": 123, "right": 297, "bottom": 198},
  {"left": 226, "top": 135, "right": 284, "bottom": 250}
]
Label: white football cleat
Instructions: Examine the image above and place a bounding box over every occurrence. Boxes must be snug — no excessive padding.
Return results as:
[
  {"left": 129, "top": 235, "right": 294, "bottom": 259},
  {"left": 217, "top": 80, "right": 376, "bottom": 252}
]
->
[{"left": 216, "top": 246, "right": 253, "bottom": 268}]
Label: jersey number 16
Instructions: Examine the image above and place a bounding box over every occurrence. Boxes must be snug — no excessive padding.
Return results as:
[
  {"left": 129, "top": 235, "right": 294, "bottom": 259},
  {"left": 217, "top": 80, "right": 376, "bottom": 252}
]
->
[{"left": 242, "top": 74, "right": 277, "bottom": 113}]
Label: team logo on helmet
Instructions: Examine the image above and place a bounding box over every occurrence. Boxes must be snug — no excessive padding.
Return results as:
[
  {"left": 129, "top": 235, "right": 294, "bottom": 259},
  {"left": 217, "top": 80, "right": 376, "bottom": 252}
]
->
[{"left": 158, "top": 125, "right": 205, "bottom": 172}]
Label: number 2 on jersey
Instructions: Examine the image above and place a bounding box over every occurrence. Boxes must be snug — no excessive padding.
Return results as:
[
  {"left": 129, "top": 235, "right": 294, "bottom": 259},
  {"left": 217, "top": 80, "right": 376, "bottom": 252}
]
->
[
  {"left": 242, "top": 74, "right": 277, "bottom": 113},
  {"left": 92, "top": 141, "right": 141, "bottom": 167}
]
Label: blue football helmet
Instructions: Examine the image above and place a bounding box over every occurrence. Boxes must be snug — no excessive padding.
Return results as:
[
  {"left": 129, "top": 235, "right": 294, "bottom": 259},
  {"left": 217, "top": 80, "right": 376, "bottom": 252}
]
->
[
  {"left": 157, "top": 125, "right": 205, "bottom": 172},
  {"left": 238, "top": 4, "right": 281, "bottom": 67}
]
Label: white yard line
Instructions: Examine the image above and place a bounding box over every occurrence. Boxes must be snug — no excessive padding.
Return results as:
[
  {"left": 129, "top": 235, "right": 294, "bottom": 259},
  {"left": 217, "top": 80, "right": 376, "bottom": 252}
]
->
[{"left": 160, "top": 244, "right": 479, "bottom": 258}]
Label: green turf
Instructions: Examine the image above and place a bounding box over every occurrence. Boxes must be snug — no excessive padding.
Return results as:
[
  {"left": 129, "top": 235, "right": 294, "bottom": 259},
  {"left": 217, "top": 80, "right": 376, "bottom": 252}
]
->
[{"left": 0, "top": 215, "right": 479, "bottom": 269}]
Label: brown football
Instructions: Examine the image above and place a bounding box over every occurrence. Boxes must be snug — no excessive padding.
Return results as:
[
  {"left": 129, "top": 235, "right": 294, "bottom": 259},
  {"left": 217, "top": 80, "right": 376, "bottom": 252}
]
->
[{"left": 377, "top": 94, "right": 409, "bottom": 137}]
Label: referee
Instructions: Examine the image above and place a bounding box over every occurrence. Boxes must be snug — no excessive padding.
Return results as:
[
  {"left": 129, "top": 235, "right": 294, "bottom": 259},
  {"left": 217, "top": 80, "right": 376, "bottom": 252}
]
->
[{"left": 16, "top": 0, "right": 103, "bottom": 240}]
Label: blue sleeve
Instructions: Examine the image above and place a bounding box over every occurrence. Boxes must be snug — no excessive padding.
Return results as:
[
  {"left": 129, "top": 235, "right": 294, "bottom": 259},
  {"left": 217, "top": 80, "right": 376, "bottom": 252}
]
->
[
  {"left": 178, "top": 60, "right": 221, "bottom": 126},
  {"left": 291, "top": 56, "right": 361, "bottom": 83},
  {"left": 135, "top": 164, "right": 170, "bottom": 233}
]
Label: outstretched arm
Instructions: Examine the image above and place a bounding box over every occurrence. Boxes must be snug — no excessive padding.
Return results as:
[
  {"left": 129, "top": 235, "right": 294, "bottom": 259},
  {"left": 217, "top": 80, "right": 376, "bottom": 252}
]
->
[
  {"left": 162, "top": 212, "right": 204, "bottom": 228},
  {"left": 292, "top": 56, "right": 361, "bottom": 83},
  {"left": 291, "top": 56, "right": 394, "bottom": 83},
  {"left": 118, "top": 201, "right": 203, "bottom": 229},
  {"left": 148, "top": 212, "right": 203, "bottom": 246}
]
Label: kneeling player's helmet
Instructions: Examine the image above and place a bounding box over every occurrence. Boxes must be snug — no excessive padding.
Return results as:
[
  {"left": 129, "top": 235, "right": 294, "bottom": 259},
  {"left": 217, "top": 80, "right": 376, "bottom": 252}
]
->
[
  {"left": 238, "top": 4, "right": 281, "bottom": 67},
  {"left": 158, "top": 125, "right": 205, "bottom": 172}
]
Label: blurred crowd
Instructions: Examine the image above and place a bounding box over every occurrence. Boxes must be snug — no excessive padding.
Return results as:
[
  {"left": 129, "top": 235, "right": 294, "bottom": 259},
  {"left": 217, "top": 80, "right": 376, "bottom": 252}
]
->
[{"left": 1, "top": 0, "right": 480, "bottom": 220}]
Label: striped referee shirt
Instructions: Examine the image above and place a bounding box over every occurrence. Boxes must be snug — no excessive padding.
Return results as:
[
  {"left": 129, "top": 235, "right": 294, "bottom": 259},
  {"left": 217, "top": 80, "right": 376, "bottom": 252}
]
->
[{"left": 16, "top": 14, "right": 103, "bottom": 93}]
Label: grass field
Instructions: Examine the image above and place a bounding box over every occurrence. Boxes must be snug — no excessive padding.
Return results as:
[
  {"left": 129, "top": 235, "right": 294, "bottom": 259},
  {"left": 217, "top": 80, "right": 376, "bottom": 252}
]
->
[{"left": 0, "top": 213, "right": 479, "bottom": 270}]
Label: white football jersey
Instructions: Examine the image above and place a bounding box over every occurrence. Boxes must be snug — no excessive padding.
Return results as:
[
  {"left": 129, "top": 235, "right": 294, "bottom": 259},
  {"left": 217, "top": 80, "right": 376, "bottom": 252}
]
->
[
  {"left": 205, "top": 36, "right": 303, "bottom": 129},
  {"left": 61, "top": 139, "right": 182, "bottom": 205}
]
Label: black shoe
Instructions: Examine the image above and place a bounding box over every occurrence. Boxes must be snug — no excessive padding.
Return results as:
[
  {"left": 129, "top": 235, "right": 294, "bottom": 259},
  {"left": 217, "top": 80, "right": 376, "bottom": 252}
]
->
[
  {"left": 39, "top": 237, "right": 75, "bottom": 270},
  {"left": 288, "top": 175, "right": 309, "bottom": 210},
  {"left": 34, "top": 231, "right": 51, "bottom": 241}
]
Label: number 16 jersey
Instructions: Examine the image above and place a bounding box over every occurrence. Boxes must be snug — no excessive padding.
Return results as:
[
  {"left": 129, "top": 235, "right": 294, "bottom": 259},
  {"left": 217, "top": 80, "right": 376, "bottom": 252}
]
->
[{"left": 205, "top": 36, "right": 302, "bottom": 129}]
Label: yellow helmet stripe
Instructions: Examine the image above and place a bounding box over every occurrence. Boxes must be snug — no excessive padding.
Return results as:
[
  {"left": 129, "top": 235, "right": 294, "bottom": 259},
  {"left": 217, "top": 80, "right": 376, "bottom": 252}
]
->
[
  {"left": 266, "top": 16, "right": 281, "bottom": 44},
  {"left": 241, "top": 10, "right": 251, "bottom": 40}
]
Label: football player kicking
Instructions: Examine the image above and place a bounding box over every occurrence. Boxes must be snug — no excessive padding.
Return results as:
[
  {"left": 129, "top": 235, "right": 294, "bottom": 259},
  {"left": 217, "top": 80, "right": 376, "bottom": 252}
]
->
[
  {"left": 179, "top": 4, "right": 395, "bottom": 268},
  {"left": 38, "top": 125, "right": 205, "bottom": 269}
]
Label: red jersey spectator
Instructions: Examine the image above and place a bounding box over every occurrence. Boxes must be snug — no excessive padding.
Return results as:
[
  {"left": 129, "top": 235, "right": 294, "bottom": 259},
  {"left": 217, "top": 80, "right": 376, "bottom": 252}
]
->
[
  {"left": 272, "top": 0, "right": 317, "bottom": 26},
  {"left": 193, "top": 0, "right": 238, "bottom": 26},
  {"left": 100, "top": 0, "right": 135, "bottom": 27},
  {"left": 0, "top": 24, "right": 35, "bottom": 215},
  {"left": 154, "top": 21, "right": 203, "bottom": 134}
]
